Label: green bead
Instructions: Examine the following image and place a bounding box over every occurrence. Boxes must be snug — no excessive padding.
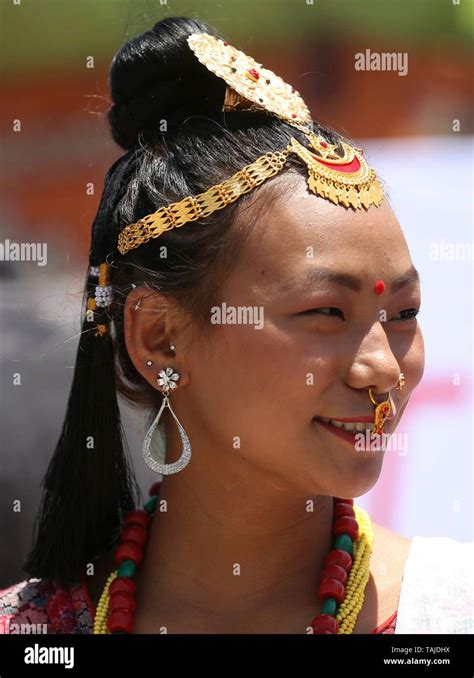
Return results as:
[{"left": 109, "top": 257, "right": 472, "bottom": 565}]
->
[
  {"left": 321, "top": 598, "right": 338, "bottom": 615},
  {"left": 117, "top": 560, "right": 136, "bottom": 577},
  {"left": 334, "top": 534, "right": 353, "bottom": 554},
  {"left": 144, "top": 495, "right": 158, "bottom": 513}
]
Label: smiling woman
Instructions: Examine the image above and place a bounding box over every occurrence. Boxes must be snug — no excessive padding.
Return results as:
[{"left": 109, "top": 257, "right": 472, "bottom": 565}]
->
[{"left": 1, "top": 16, "right": 472, "bottom": 637}]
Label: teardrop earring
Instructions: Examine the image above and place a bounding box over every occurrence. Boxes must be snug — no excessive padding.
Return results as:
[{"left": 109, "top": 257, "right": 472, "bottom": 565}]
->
[{"left": 142, "top": 367, "right": 192, "bottom": 475}]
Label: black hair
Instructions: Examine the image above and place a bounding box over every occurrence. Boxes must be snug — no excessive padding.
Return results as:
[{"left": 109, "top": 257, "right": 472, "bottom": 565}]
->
[{"left": 24, "top": 16, "right": 347, "bottom": 587}]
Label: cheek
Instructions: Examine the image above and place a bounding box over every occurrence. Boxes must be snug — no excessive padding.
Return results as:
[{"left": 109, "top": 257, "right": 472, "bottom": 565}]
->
[
  {"left": 210, "top": 324, "right": 337, "bottom": 424},
  {"left": 192, "top": 326, "right": 299, "bottom": 410}
]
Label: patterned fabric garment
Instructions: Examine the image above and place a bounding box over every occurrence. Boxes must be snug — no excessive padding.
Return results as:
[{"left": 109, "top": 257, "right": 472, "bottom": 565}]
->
[{"left": 0, "top": 577, "right": 396, "bottom": 634}]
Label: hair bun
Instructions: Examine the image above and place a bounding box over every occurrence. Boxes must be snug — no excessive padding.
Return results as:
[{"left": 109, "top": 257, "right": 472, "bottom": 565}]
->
[{"left": 108, "top": 17, "right": 227, "bottom": 150}]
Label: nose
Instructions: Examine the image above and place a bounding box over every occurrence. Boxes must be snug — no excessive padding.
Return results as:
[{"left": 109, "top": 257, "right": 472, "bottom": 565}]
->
[{"left": 346, "top": 321, "right": 401, "bottom": 396}]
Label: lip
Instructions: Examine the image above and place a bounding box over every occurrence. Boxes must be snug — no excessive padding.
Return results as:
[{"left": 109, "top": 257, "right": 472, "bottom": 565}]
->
[{"left": 315, "top": 414, "right": 396, "bottom": 423}]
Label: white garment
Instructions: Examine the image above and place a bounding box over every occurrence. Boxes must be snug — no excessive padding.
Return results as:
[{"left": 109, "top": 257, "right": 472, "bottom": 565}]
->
[{"left": 395, "top": 536, "right": 474, "bottom": 633}]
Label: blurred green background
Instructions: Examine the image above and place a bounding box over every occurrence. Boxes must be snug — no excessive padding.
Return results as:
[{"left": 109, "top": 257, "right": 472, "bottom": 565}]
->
[{"left": 1, "top": 0, "right": 473, "bottom": 74}]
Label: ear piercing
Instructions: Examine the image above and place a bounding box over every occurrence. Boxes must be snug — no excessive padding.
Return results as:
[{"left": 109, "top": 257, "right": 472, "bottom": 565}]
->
[{"left": 146, "top": 344, "right": 175, "bottom": 366}]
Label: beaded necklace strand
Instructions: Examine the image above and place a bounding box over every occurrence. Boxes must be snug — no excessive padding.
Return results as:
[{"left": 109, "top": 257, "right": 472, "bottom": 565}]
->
[{"left": 93, "top": 483, "right": 373, "bottom": 634}]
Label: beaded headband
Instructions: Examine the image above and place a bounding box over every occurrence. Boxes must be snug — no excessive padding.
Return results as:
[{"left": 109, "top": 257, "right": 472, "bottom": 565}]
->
[{"left": 117, "top": 32, "right": 384, "bottom": 256}]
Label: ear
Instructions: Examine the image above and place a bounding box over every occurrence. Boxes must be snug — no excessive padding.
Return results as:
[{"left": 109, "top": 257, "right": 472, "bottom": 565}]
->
[{"left": 123, "top": 287, "right": 191, "bottom": 391}]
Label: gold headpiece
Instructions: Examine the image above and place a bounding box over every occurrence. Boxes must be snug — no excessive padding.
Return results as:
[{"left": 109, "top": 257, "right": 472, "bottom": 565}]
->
[{"left": 117, "top": 33, "right": 383, "bottom": 256}]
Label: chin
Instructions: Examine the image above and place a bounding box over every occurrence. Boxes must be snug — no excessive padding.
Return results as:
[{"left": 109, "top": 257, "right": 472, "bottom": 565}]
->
[
  {"left": 288, "top": 458, "right": 381, "bottom": 500},
  {"left": 332, "top": 456, "right": 385, "bottom": 499},
  {"left": 305, "top": 451, "right": 384, "bottom": 500}
]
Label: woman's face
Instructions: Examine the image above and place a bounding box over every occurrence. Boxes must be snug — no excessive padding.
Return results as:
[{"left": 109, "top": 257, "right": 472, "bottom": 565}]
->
[{"left": 177, "top": 174, "right": 424, "bottom": 499}]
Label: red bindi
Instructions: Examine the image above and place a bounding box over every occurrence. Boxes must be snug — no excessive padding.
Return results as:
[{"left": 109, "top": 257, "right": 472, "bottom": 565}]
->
[{"left": 374, "top": 280, "right": 385, "bottom": 295}]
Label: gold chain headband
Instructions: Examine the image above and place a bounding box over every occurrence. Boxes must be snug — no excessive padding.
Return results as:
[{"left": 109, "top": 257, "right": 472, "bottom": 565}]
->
[
  {"left": 118, "top": 148, "right": 290, "bottom": 255},
  {"left": 116, "top": 33, "right": 384, "bottom": 256}
]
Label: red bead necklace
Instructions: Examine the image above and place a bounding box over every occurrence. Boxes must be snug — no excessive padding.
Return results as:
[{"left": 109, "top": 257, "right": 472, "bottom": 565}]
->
[{"left": 96, "top": 482, "right": 365, "bottom": 634}]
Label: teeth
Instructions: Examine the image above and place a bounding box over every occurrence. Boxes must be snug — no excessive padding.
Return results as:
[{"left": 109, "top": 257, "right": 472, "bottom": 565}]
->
[{"left": 318, "top": 417, "right": 371, "bottom": 433}]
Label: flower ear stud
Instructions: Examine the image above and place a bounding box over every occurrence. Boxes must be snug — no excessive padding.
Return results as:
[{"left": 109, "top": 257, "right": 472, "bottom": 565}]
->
[{"left": 157, "top": 367, "right": 180, "bottom": 393}]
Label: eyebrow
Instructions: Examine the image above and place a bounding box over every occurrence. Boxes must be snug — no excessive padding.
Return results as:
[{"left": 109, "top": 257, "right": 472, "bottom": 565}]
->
[{"left": 277, "top": 266, "right": 420, "bottom": 294}]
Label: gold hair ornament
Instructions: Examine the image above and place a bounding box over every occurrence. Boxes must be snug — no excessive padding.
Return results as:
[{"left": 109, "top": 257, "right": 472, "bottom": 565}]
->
[
  {"left": 117, "top": 33, "right": 384, "bottom": 256},
  {"left": 86, "top": 262, "right": 113, "bottom": 336}
]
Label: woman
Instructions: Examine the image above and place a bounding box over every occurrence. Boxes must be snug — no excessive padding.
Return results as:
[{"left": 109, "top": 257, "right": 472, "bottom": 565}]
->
[{"left": 1, "top": 16, "right": 472, "bottom": 635}]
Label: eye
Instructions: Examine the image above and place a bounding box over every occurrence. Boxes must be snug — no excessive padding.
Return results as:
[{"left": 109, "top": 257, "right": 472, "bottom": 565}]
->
[
  {"left": 299, "top": 307, "right": 345, "bottom": 319},
  {"left": 391, "top": 308, "right": 420, "bottom": 321}
]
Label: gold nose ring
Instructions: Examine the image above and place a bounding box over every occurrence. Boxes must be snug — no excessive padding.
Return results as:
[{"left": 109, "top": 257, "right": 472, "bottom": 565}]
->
[
  {"left": 396, "top": 373, "right": 405, "bottom": 390},
  {"left": 368, "top": 388, "right": 391, "bottom": 435}
]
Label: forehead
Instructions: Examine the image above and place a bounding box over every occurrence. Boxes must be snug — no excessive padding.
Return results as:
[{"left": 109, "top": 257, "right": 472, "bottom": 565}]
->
[{"left": 235, "top": 174, "right": 412, "bottom": 290}]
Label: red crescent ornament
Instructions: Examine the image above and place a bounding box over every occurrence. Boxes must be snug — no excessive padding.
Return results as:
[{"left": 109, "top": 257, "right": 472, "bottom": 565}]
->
[{"left": 311, "top": 154, "right": 361, "bottom": 174}]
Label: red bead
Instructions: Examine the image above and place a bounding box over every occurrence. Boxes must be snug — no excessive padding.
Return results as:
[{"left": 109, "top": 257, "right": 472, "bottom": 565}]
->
[
  {"left": 321, "top": 563, "right": 348, "bottom": 585},
  {"left": 374, "top": 280, "right": 385, "bottom": 295},
  {"left": 324, "top": 548, "right": 353, "bottom": 571},
  {"left": 124, "top": 509, "right": 151, "bottom": 530},
  {"left": 109, "top": 577, "right": 136, "bottom": 597},
  {"left": 149, "top": 482, "right": 162, "bottom": 496},
  {"left": 122, "top": 525, "right": 148, "bottom": 548},
  {"left": 333, "top": 516, "right": 359, "bottom": 541},
  {"left": 108, "top": 609, "right": 134, "bottom": 634},
  {"left": 334, "top": 497, "right": 354, "bottom": 505},
  {"left": 319, "top": 578, "right": 345, "bottom": 605},
  {"left": 247, "top": 68, "right": 260, "bottom": 80},
  {"left": 311, "top": 613, "right": 338, "bottom": 633},
  {"left": 320, "top": 141, "right": 328, "bottom": 148},
  {"left": 334, "top": 502, "right": 355, "bottom": 518},
  {"left": 115, "top": 540, "right": 143, "bottom": 566},
  {"left": 109, "top": 591, "right": 137, "bottom": 613}
]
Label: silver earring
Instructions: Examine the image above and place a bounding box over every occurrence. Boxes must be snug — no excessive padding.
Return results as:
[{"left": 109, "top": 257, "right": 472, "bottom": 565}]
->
[{"left": 142, "top": 367, "right": 191, "bottom": 475}]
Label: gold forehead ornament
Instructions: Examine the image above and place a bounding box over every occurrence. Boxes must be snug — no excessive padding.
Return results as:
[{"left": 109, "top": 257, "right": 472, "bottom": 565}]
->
[{"left": 117, "top": 33, "right": 383, "bottom": 256}]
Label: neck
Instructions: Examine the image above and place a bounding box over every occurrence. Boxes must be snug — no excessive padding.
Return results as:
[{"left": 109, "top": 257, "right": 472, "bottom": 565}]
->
[{"left": 134, "top": 437, "right": 335, "bottom": 627}]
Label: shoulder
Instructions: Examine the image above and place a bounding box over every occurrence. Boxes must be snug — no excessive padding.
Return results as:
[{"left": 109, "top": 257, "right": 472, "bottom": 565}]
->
[
  {"left": 396, "top": 535, "right": 474, "bottom": 634},
  {"left": 371, "top": 522, "right": 412, "bottom": 569},
  {"left": 363, "top": 523, "right": 412, "bottom": 632},
  {"left": 371, "top": 522, "right": 412, "bottom": 597},
  {"left": 0, "top": 577, "right": 93, "bottom": 634}
]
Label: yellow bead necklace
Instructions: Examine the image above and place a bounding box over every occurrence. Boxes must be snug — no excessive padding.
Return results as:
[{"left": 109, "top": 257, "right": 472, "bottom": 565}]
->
[{"left": 93, "top": 489, "right": 373, "bottom": 635}]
